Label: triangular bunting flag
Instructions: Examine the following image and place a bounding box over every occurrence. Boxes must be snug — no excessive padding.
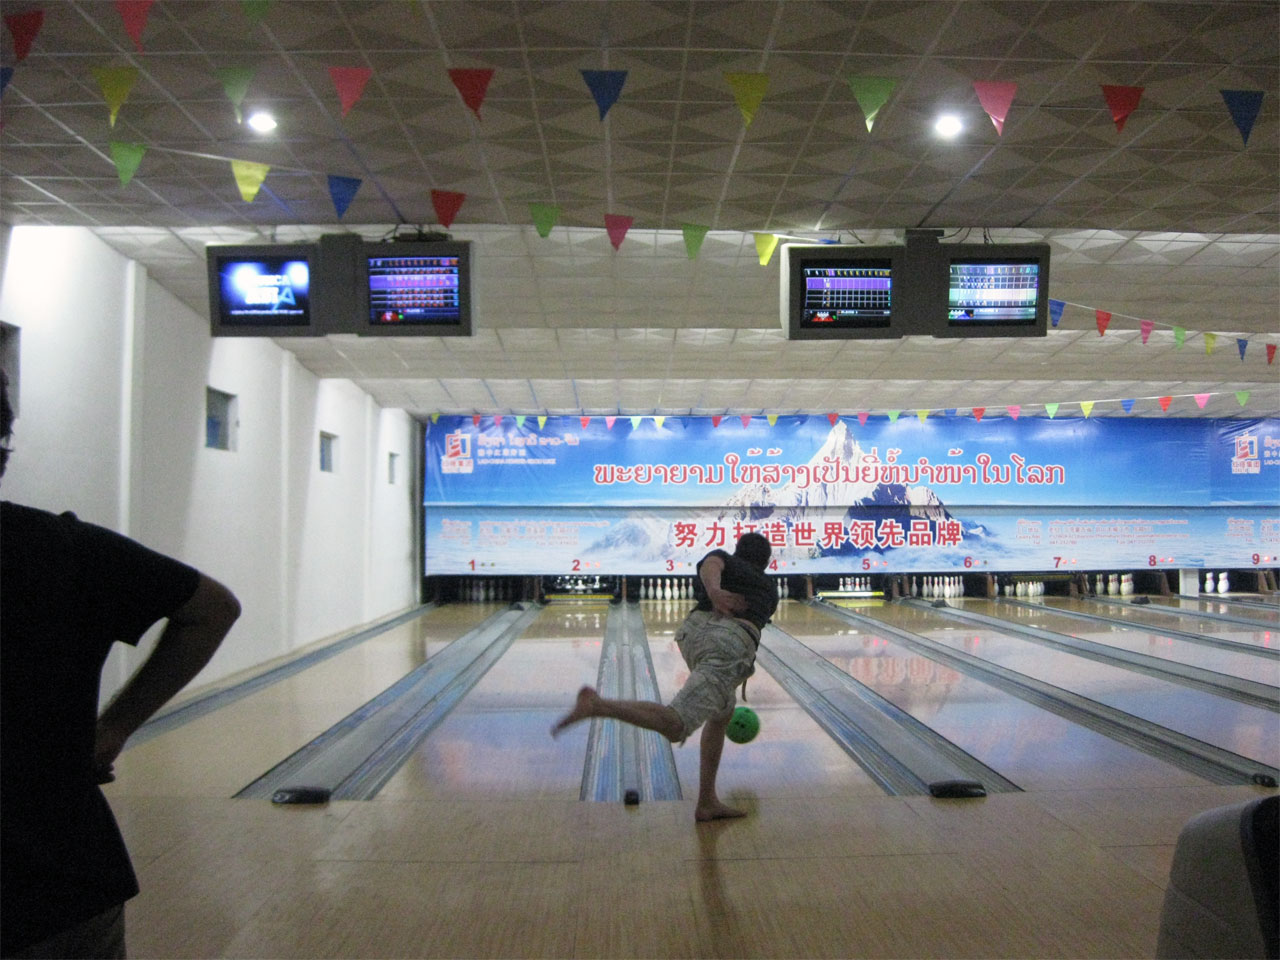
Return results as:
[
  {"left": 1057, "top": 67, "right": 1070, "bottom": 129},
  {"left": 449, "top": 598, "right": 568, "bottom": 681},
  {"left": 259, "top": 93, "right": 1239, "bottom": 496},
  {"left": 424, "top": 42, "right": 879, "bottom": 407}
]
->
[
  {"left": 327, "top": 175, "right": 361, "bottom": 218},
  {"left": 856, "top": 412, "right": 868, "bottom": 426},
  {"left": 827, "top": 413, "right": 839, "bottom": 426},
  {"left": 847, "top": 76, "right": 895, "bottom": 132},
  {"left": 431, "top": 189, "right": 466, "bottom": 228},
  {"left": 109, "top": 141, "right": 145, "bottom": 186},
  {"left": 1095, "top": 310, "right": 1111, "bottom": 336},
  {"left": 429, "top": 413, "right": 439, "bottom": 423},
  {"left": 605, "top": 416, "right": 616, "bottom": 430},
  {"left": 916, "top": 410, "right": 929, "bottom": 423},
  {"left": 767, "top": 415, "right": 778, "bottom": 426},
  {"left": 1157, "top": 396, "right": 1172, "bottom": 412},
  {"left": 887, "top": 411, "right": 900, "bottom": 423},
  {"left": 537, "top": 416, "right": 547, "bottom": 429},
  {"left": 655, "top": 416, "right": 666, "bottom": 429},
  {"left": 604, "top": 214, "right": 633, "bottom": 250},
  {"left": 230, "top": 159, "right": 270, "bottom": 202},
  {"left": 515, "top": 415, "right": 526, "bottom": 428},
  {"left": 1121, "top": 399, "right": 1135, "bottom": 413},
  {"left": 1268, "top": 344, "right": 1276, "bottom": 365},
  {"left": 4, "top": 9, "right": 44, "bottom": 62},
  {"left": 93, "top": 66, "right": 138, "bottom": 127},
  {"left": 1045, "top": 403, "right": 1059, "bottom": 419},
  {"left": 682, "top": 223, "right": 709, "bottom": 259},
  {"left": 972, "top": 407, "right": 985, "bottom": 422},
  {"left": 581, "top": 69, "right": 626, "bottom": 120},
  {"left": 240, "top": 0, "right": 272, "bottom": 24},
  {"left": 630, "top": 417, "right": 642, "bottom": 430},
  {"left": 1080, "top": 401, "right": 1094, "bottom": 418},
  {"left": 1220, "top": 90, "right": 1264, "bottom": 145},
  {"left": 217, "top": 66, "right": 255, "bottom": 122},
  {"left": 711, "top": 416, "right": 722, "bottom": 428},
  {"left": 449, "top": 68, "right": 493, "bottom": 119},
  {"left": 1007, "top": 405, "right": 1021, "bottom": 420},
  {"left": 1237, "top": 338, "right": 1248, "bottom": 361},
  {"left": 0, "top": 67, "right": 12, "bottom": 96},
  {"left": 1236, "top": 391, "right": 1250, "bottom": 407},
  {"left": 115, "top": 0, "right": 154, "bottom": 52},
  {"left": 1048, "top": 299, "right": 1064, "bottom": 328},
  {"left": 1204, "top": 332, "right": 1216, "bottom": 355},
  {"left": 1194, "top": 394, "right": 1210, "bottom": 409},
  {"left": 723, "top": 72, "right": 768, "bottom": 126},
  {"left": 1140, "top": 320, "right": 1155, "bottom": 344},
  {"left": 973, "top": 80, "right": 1017, "bottom": 135},
  {"left": 529, "top": 203, "right": 559, "bottom": 238},
  {"left": 740, "top": 415, "right": 751, "bottom": 428},
  {"left": 1174, "top": 327, "right": 1186, "bottom": 349},
  {"left": 1101, "top": 84, "right": 1143, "bottom": 133},
  {"left": 580, "top": 417, "right": 590, "bottom": 429},
  {"left": 754, "top": 233, "right": 779, "bottom": 265},
  {"left": 329, "top": 66, "right": 371, "bottom": 116},
  {"left": 472, "top": 415, "right": 481, "bottom": 426},
  {"left": 493, "top": 415, "right": 502, "bottom": 426}
]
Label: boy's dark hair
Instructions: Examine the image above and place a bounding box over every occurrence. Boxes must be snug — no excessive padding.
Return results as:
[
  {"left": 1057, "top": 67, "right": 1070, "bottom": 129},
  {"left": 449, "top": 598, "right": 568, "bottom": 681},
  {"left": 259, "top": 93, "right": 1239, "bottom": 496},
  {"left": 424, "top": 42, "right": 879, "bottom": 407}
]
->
[{"left": 733, "top": 531, "right": 771, "bottom": 571}]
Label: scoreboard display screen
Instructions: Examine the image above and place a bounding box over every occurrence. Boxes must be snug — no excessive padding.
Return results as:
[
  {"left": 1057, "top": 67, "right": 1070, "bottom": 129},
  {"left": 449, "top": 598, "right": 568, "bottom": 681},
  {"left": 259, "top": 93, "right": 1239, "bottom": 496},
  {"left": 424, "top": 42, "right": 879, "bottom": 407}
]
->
[
  {"left": 799, "top": 259, "right": 892, "bottom": 329},
  {"left": 947, "top": 259, "right": 1042, "bottom": 326},
  {"left": 367, "top": 253, "right": 463, "bottom": 325}
]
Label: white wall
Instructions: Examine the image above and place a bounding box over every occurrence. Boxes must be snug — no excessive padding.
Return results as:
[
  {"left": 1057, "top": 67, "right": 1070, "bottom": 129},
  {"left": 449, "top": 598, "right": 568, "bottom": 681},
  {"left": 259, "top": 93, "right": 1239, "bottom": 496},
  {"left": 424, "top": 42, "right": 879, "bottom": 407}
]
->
[{"left": 0, "top": 226, "right": 420, "bottom": 700}]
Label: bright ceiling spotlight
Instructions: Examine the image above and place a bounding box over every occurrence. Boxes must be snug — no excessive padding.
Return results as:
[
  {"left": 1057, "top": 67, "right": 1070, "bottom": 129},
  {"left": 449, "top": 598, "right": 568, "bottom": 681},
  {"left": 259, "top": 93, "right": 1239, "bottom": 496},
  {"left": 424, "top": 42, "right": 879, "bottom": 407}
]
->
[
  {"left": 246, "top": 111, "right": 277, "bottom": 133},
  {"left": 934, "top": 114, "right": 963, "bottom": 137}
]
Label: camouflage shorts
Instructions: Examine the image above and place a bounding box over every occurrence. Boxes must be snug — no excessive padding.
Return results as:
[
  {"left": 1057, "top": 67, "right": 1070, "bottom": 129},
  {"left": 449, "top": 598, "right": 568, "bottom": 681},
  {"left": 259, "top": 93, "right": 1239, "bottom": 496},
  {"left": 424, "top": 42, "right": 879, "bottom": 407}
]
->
[{"left": 667, "top": 609, "right": 758, "bottom": 740}]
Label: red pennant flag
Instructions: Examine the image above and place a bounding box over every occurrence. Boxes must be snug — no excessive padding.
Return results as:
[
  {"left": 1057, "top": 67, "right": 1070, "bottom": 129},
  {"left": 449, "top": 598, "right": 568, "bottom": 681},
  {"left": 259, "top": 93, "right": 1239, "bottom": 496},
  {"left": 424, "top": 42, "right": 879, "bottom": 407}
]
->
[
  {"left": 1268, "top": 344, "right": 1276, "bottom": 365},
  {"left": 856, "top": 412, "right": 868, "bottom": 426},
  {"left": 827, "top": 413, "right": 838, "bottom": 426},
  {"left": 4, "top": 9, "right": 43, "bottom": 62},
  {"left": 1095, "top": 310, "right": 1111, "bottom": 336},
  {"left": 740, "top": 415, "right": 751, "bottom": 428},
  {"left": 1140, "top": 320, "right": 1154, "bottom": 344},
  {"left": 472, "top": 415, "right": 481, "bottom": 426},
  {"left": 449, "top": 68, "right": 493, "bottom": 119},
  {"left": 493, "top": 415, "right": 502, "bottom": 426},
  {"left": 1007, "top": 405, "right": 1021, "bottom": 420},
  {"left": 973, "top": 81, "right": 1017, "bottom": 135},
  {"left": 115, "top": 0, "right": 154, "bottom": 52},
  {"left": 1101, "top": 84, "right": 1143, "bottom": 133},
  {"left": 329, "top": 66, "right": 371, "bottom": 116},
  {"left": 711, "top": 416, "right": 722, "bottom": 428},
  {"left": 430, "top": 189, "right": 466, "bottom": 228},
  {"left": 1157, "top": 396, "right": 1172, "bottom": 412},
  {"left": 604, "top": 213, "right": 633, "bottom": 250},
  {"left": 972, "top": 407, "right": 985, "bottom": 422},
  {"left": 580, "top": 417, "right": 590, "bottom": 429}
]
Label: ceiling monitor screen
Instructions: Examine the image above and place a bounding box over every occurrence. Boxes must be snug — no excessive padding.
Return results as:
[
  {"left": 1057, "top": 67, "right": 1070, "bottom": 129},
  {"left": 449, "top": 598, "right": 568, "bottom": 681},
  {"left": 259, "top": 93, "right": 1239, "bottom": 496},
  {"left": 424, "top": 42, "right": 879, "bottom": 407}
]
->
[
  {"left": 358, "top": 240, "right": 473, "bottom": 336},
  {"left": 207, "top": 244, "right": 316, "bottom": 337},
  {"left": 781, "top": 244, "right": 905, "bottom": 340},
  {"left": 939, "top": 243, "right": 1050, "bottom": 337}
]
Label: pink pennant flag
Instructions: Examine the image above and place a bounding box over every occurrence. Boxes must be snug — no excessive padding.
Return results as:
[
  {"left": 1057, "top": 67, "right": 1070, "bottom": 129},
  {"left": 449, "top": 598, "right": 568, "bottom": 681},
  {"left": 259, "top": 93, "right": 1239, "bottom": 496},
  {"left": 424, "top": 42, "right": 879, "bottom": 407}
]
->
[
  {"left": 856, "top": 412, "right": 868, "bottom": 426},
  {"left": 493, "top": 415, "right": 502, "bottom": 426},
  {"left": 448, "top": 68, "right": 493, "bottom": 119},
  {"left": 1194, "top": 394, "right": 1210, "bottom": 409},
  {"left": 4, "top": 9, "right": 44, "bottom": 62},
  {"left": 740, "top": 415, "right": 751, "bottom": 428},
  {"left": 115, "top": 0, "right": 154, "bottom": 51},
  {"left": 972, "top": 407, "right": 985, "bottom": 422},
  {"left": 827, "top": 413, "right": 839, "bottom": 426},
  {"left": 1101, "top": 84, "right": 1143, "bottom": 133},
  {"left": 329, "top": 66, "right": 371, "bottom": 116},
  {"left": 604, "top": 214, "right": 633, "bottom": 250},
  {"left": 711, "top": 416, "right": 722, "bottom": 428},
  {"left": 1140, "top": 320, "right": 1155, "bottom": 344},
  {"left": 431, "top": 189, "right": 466, "bottom": 228},
  {"left": 973, "top": 81, "right": 1017, "bottom": 135},
  {"left": 580, "top": 417, "right": 590, "bottom": 429},
  {"left": 1095, "top": 310, "right": 1111, "bottom": 336},
  {"left": 1007, "top": 405, "right": 1021, "bottom": 420},
  {"left": 1157, "top": 396, "right": 1172, "bottom": 412},
  {"left": 605, "top": 416, "right": 616, "bottom": 430}
]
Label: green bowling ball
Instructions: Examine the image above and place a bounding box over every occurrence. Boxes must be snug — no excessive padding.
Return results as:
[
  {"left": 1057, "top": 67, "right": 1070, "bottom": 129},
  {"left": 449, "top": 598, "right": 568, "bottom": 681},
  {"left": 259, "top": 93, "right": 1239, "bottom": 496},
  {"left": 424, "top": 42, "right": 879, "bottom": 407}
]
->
[{"left": 725, "top": 706, "right": 760, "bottom": 744}]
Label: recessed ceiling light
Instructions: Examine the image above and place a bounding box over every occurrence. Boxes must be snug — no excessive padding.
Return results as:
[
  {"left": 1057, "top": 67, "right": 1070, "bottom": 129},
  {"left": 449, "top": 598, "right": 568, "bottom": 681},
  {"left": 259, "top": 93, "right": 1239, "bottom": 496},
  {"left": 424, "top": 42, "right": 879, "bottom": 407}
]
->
[
  {"left": 935, "top": 114, "right": 963, "bottom": 137},
  {"left": 246, "top": 111, "right": 277, "bottom": 133}
]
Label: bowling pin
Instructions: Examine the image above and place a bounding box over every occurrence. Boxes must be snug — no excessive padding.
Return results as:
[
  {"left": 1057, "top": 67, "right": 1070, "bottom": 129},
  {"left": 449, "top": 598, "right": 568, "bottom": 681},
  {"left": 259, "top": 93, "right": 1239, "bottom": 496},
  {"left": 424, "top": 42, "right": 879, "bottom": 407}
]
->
[
  {"left": 1203, "top": 572, "right": 1213, "bottom": 593},
  {"left": 1218, "top": 571, "right": 1229, "bottom": 594}
]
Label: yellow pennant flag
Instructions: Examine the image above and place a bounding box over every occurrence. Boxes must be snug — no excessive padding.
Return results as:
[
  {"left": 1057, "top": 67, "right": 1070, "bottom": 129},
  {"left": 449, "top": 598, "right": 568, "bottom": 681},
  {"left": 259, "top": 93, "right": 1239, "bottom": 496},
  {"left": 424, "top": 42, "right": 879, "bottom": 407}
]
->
[
  {"left": 1204, "top": 332, "right": 1217, "bottom": 355},
  {"left": 916, "top": 409, "right": 929, "bottom": 423},
  {"left": 230, "top": 159, "right": 270, "bottom": 202},
  {"left": 429, "top": 413, "right": 439, "bottom": 423},
  {"left": 1080, "top": 401, "right": 1094, "bottom": 418},
  {"left": 93, "top": 66, "right": 138, "bottom": 126},
  {"left": 654, "top": 416, "right": 665, "bottom": 429},
  {"left": 755, "top": 233, "right": 779, "bottom": 265},
  {"left": 723, "top": 72, "right": 768, "bottom": 126},
  {"left": 537, "top": 416, "right": 547, "bottom": 430},
  {"left": 767, "top": 414, "right": 778, "bottom": 426}
]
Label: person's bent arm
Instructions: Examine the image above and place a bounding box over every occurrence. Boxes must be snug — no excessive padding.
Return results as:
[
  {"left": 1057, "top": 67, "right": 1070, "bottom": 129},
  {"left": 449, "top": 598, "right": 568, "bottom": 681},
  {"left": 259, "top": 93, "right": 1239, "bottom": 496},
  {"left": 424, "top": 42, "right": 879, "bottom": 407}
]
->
[
  {"left": 93, "top": 574, "right": 241, "bottom": 781},
  {"left": 699, "top": 554, "right": 747, "bottom": 617}
]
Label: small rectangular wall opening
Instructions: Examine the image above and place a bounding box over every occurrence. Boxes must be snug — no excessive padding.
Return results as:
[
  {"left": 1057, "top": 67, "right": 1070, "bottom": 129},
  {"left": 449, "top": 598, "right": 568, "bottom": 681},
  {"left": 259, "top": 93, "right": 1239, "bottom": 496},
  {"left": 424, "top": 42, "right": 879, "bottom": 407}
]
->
[
  {"left": 388, "top": 451, "right": 399, "bottom": 484},
  {"left": 205, "top": 388, "right": 237, "bottom": 451},
  {"left": 319, "top": 431, "right": 337, "bottom": 472}
]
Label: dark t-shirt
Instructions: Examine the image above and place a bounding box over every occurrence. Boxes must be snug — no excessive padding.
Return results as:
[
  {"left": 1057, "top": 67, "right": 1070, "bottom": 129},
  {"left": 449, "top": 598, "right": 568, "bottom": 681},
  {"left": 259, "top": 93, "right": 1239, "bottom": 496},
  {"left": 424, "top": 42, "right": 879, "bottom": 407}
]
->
[
  {"left": 1, "top": 502, "right": 201, "bottom": 953},
  {"left": 692, "top": 548, "right": 779, "bottom": 632}
]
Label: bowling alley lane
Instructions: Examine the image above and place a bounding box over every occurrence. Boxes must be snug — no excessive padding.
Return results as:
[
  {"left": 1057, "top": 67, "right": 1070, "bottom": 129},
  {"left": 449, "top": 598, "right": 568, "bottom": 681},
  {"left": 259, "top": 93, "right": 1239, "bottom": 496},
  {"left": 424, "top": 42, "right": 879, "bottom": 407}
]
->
[
  {"left": 858, "top": 600, "right": 1279, "bottom": 769},
  {"left": 977, "top": 596, "right": 1279, "bottom": 684},
  {"left": 1140, "top": 593, "right": 1280, "bottom": 626},
  {"left": 773, "top": 600, "right": 1211, "bottom": 791},
  {"left": 104, "top": 603, "right": 504, "bottom": 799},
  {"left": 638, "top": 600, "right": 884, "bottom": 800},
  {"left": 373, "top": 602, "right": 608, "bottom": 802},
  {"left": 1080, "top": 594, "right": 1280, "bottom": 640}
]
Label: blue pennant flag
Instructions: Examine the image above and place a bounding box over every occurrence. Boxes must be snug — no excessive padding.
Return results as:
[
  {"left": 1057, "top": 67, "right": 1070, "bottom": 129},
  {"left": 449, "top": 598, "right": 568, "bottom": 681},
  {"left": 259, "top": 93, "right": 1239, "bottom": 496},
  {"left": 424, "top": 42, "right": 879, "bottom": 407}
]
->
[
  {"left": 327, "top": 175, "right": 361, "bottom": 218},
  {"left": 1220, "top": 90, "right": 1264, "bottom": 145},
  {"left": 581, "top": 69, "right": 627, "bottom": 120},
  {"left": 1237, "top": 338, "right": 1248, "bottom": 361},
  {"left": 0, "top": 67, "right": 13, "bottom": 97},
  {"left": 1121, "top": 399, "right": 1135, "bottom": 414},
  {"left": 1048, "top": 298, "right": 1065, "bottom": 328}
]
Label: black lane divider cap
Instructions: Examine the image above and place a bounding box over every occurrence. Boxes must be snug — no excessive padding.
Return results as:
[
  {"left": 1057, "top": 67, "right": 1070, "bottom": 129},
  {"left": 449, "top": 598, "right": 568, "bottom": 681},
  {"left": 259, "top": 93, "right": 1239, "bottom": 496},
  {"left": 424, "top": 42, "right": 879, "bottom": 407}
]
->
[
  {"left": 271, "top": 786, "right": 332, "bottom": 805},
  {"left": 623, "top": 789, "right": 640, "bottom": 805},
  {"left": 1252, "top": 773, "right": 1278, "bottom": 788},
  {"left": 928, "top": 779, "right": 987, "bottom": 799}
]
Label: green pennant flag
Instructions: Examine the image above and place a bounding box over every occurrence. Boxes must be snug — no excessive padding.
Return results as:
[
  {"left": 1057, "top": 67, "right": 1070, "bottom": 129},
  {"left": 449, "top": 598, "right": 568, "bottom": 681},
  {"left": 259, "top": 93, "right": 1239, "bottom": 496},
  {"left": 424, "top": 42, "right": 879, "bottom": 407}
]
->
[
  {"left": 755, "top": 233, "right": 779, "bottom": 265},
  {"left": 529, "top": 202, "right": 559, "bottom": 238},
  {"left": 109, "top": 141, "right": 145, "bottom": 186},
  {"left": 1236, "top": 391, "right": 1250, "bottom": 407},
  {"left": 1174, "top": 326, "right": 1186, "bottom": 349},
  {"left": 723, "top": 72, "right": 768, "bottom": 126},
  {"left": 93, "top": 66, "right": 139, "bottom": 127},
  {"left": 887, "top": 411, "right": 900, "bottom": 423},
  {"left": 1045, "top": 402, "right": 1059, "bottom": 419},
  {"left": 681, "top": 223, "right": 709, "bottom": 259},
  {"left": 515, "top": 415, "right": 525, "bottom": 428},
  {"left": 848, "top": 76, "right": 896, "bottom": 132},
  {"left": 240, "top": 0, "right": 272, "bottom": 24},
  {"left": 217, "top": 66, "right": 255, "bottom": 122},
  {"left": 630, "top": 416, "right": 642, "bottom": 430}
]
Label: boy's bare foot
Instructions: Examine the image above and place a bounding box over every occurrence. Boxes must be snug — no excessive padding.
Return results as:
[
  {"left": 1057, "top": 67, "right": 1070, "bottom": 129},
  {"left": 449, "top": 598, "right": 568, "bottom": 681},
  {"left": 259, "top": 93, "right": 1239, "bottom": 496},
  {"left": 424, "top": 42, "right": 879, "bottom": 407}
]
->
[
  {"left": 551, "top": 686, "right": 600, "bottom": 737},
  {"left": 695, "top": 801, "right": 747, "bottom": 822}
]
